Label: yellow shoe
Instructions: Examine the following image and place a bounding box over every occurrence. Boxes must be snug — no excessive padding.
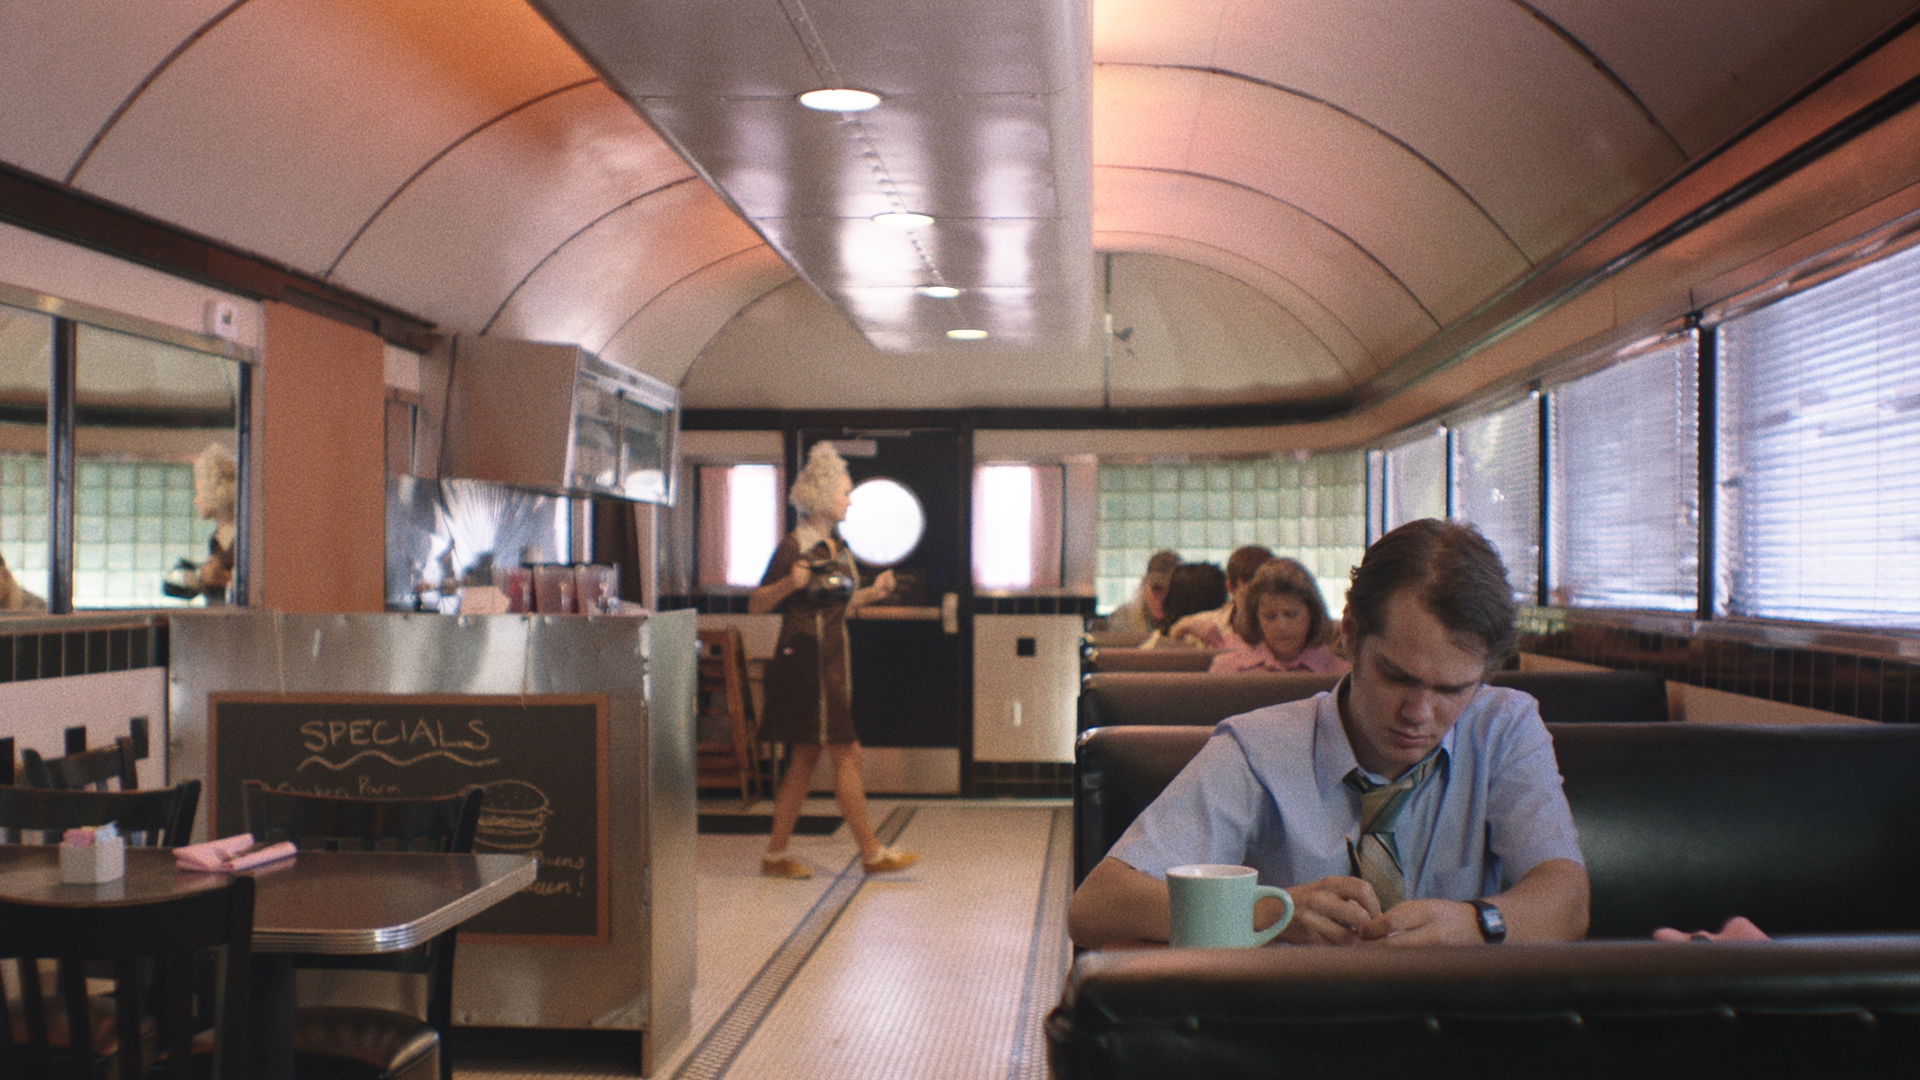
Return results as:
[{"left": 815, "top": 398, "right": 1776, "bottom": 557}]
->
[
  {"left": 862, "top": 846, "right": 919, "bottom": 874},
  {"left": 762, "top": 853, "right": 813, "bottom": 879}
]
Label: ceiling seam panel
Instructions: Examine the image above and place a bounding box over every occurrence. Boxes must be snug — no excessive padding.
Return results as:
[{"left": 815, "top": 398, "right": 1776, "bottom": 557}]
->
[
  {"left": 1099, "top": 163, "right": 1444, "bottom": 329},
  {"left": 1093, "top": 229, "right": 1372, "bottom": 385},
  {"left": 1097, "top": 237, "right": 1361, "bottom": 389},
  {"left": 1098, "top": 62, "right": 1532, "bottom": 267},
  {"left": 591, "top": 241, "right": 785, "bottom": 357},
  {"left": 477, "top": 175, "right": 707, "bottom": 335},
  {"left": 62, "top": 0, "right": 253, "bottom": 185},
  {"left": 1505, "top": 0, "right": 1687, "bottom": 160},
  {"left": 323, "top": 78, "right": 603, "bottom": 277},
  {"left": 769, "top": 0, "right": 938, "bottom": 280}
]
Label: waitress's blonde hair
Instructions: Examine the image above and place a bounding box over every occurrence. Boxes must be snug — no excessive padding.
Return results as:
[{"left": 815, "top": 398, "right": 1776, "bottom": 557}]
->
[
  {"left": 788, "top": 442, "right": 850, "bottom": 519},
  {"left": 193, "top": 444, "right": 238, "bottom": 513}
]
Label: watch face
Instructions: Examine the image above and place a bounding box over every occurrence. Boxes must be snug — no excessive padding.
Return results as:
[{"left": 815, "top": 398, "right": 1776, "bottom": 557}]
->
[{"left": 1474, "top": 900, "right": 1507, "bottom": 943}]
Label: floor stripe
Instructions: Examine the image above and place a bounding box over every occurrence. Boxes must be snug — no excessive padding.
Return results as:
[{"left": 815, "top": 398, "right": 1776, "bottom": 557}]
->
[
  {"left": 669, "top": 806, "right": 916, "bottom": 1080},
  {"left": 1006, "top": 806, "right": 1074, "bottom": 1080}
]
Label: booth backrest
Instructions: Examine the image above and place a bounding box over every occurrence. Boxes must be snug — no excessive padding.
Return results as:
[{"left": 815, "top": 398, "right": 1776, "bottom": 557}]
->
[
  {"left": 1081, "top": 647, "right": 1218, "bottom": 673},
  {"left": 1078, "top": 671, "right": 1337, "bottom": 728},
  {"left": 1075, "top": 721, "right": 1920, "bottom": 937},
  {"left": 1078, "top": 668, "right": 1667, "bottom": 730}
]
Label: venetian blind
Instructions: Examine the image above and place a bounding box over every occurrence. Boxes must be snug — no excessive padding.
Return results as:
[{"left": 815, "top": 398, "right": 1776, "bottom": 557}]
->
[
  {"left": 1383, "top": 430, "right": 1447, "bottom": 531},
  {"left": 1548, "top": 336, "right": 1699, "bottom": 611},
  {"left": 1717, "top": 242, "right": 1920, "bottom": 627},
  {"left": 1452, "top": 397, "right": 1540, "bottom": 602}
]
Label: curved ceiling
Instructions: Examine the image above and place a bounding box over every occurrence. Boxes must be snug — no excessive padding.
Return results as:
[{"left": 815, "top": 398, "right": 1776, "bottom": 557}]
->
[{"left": 0, "top": 0, "right": 1915, "bottom": 421}]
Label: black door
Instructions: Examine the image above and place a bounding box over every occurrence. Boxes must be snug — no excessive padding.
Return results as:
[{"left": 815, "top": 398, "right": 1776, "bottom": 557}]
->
[{"left": 793, "top": 429, "right": 971, "bottom": 779}]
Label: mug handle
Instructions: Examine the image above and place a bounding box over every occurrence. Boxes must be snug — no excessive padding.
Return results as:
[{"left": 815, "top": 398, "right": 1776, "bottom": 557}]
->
[{"left": 1249, "top": 886, "right": 1295, "bottom": 946}]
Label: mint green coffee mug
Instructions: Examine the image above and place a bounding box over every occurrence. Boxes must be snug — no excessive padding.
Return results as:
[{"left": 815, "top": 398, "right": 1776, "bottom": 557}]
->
[{"left": 1167, "top": 864, "right": 1294, "bottom": 948}]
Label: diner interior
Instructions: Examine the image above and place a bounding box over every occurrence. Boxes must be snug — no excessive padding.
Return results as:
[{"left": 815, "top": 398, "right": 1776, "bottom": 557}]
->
[{"left": 8, "top": 0, "right": 1920, "bottom": 1077}]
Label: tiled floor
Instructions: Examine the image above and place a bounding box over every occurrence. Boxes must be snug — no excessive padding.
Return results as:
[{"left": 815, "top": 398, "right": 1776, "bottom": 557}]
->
[{"left": 457, "top": 797, "right": 1073, "bottom": 1080}]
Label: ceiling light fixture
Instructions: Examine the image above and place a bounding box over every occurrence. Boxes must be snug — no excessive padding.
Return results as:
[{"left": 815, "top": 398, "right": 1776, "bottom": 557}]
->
[
  {"left": 917, "top": 285, "right": 961, "bottom": 299},
  {"left": 873, "top": 211, "right": 933, "bottom": 229},
  {"left": 947, "top": 328, "right": 988, "bottom": 340},
  {"left": 796, "top": 88, "right": 881, "bottom": 112}
]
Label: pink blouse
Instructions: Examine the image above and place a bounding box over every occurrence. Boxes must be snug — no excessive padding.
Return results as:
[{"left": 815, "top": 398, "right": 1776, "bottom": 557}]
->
[{"left": 1208, "top": 640, "right": 1350, "bottom": 675}]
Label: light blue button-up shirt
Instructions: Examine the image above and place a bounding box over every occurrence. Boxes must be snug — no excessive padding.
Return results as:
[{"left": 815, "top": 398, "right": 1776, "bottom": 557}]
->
[{"left": 1110, "top": 683, "right": 1583, "bottom": 899}]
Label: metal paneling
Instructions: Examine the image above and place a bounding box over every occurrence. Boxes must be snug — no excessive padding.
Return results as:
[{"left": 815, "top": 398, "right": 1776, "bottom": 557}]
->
[{"left": 167, "top": 609, "right": 697, "bottom": 1054}]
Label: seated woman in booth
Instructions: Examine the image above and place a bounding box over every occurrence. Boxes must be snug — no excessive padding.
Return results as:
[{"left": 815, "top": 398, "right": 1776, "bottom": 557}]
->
[
  {"left": 1209, "top": 558, "right": 1348, "bottom": 675},
  {"left": 1141, "top": 562, "right": 1227, "bottom": 649}
]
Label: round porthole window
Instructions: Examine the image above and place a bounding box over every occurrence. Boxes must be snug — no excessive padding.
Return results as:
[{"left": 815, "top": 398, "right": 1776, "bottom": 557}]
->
[{"left": 839, "top": 477, "right": 924, "bottom": 567}]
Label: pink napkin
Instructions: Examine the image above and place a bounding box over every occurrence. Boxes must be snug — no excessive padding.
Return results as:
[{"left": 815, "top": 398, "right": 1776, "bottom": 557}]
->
[
  {"left": 174, "top": 833, "right": 297, "bottom": 873},
  {"left": 1653, "top": 916, "right": 1770, "bottom": 942}
]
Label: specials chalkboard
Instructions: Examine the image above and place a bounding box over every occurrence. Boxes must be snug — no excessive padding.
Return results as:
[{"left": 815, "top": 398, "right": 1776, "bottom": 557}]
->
[{"left": 208, "top": 692, "right": 609, "bottom": 945}]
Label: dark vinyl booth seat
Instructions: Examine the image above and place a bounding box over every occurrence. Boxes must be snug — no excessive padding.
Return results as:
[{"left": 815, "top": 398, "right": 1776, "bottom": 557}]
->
[
  {"left": 1055, "top": 721, "right": 1920, "bottom": 1080},
  {"left": 1076, "top": 668, "right": 1669, "bottom": 731}
]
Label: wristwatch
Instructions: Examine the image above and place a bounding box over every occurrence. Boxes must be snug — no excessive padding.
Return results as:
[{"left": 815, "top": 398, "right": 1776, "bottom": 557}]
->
[{"left": 1468, "top": 899, "right": 1507, "bottom": 944}]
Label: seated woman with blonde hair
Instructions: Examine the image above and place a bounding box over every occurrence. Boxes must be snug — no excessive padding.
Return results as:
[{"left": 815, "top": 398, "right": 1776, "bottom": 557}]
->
[{"left": 1208, "top": 557, "right": 1348, "bottom": 674}]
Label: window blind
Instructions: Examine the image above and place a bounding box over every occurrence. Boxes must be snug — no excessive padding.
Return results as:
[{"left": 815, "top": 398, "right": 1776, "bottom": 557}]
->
[
  {"left": 1718, "top": 241, "right": 1920, "bottom": 627},
  {"left": 1383, "top": 430, "right": 1447, "bottom": 531},
  {"left": 1452, "top": 397, "right": 1539, "bottom": 602},
  {"left": 1548, "top": 336, "right": 1699, "bottom": 611}
]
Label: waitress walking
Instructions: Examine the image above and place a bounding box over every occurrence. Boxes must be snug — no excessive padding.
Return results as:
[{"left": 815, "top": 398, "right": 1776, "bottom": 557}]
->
[{"left": 751, "top": 442, "right": 920, "bottom": 879}]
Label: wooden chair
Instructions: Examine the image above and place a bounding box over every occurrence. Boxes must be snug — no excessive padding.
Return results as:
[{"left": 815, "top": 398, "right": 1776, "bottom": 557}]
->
[
  {"left": 21, "top": 736, "right": 139, "bottom": 791},
  {"left": 240, "top": 781, "right": 485, "bottom": 1080},
  {"left": 0, "top": 782, "right": 200, "bottom": 848},
  {"left": 696, "top": 627, "right": 766, "bottom": 803},
  {"left": 0, "top": 876, "right": 256, "bottom": 1080}
]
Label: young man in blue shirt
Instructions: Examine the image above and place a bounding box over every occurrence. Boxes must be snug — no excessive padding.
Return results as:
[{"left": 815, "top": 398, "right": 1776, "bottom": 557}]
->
[{"left": 1069, "top": 519, "right": 1590, "bottom": 948}]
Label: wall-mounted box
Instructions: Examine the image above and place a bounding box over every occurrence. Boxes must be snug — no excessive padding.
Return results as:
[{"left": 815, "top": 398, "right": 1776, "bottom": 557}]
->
[{"left": 440, "top": 335, "right": 679, "bottom": 505}]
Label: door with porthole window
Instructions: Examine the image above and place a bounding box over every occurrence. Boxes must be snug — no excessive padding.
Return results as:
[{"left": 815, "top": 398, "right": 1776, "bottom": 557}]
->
[{"left": 794, "top": 429, "right": 968, "bottom": 795}]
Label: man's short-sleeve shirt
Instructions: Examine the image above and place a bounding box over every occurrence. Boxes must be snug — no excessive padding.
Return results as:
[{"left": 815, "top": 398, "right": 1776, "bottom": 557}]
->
[{"left": 1108, "top": 684, "right": 1583, "bottom": 899}]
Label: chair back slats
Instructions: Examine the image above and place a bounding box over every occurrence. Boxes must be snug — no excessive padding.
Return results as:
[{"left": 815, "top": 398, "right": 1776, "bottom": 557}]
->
[
  {"left": 240, "top": 781, "right": 483, "bottom": 853},
  {"left": 0, "top": 875, "right": 255, "bottom": 1080},
  {"left": 21, "top": 735, "right": 140, "bottom": 791},
  {"left": 240, "top": 781, "right": 483, "bottom": 1080},
  {"left": 0, "top": 781, "right": 199, "bottom": 847}
]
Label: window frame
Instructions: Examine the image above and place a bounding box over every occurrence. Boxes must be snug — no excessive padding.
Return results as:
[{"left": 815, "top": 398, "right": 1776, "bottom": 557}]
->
[{"left": 0, "top": 280, "right": 254, "bottom": 613}]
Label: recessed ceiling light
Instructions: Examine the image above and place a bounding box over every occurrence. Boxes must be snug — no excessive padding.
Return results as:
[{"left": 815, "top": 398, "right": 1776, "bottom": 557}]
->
[
  {"left": 947, "top": 328, "right": 988, "bottom": 340},
  {"left": 797, "top": 88, "right": 881, "bottom": 112},
  {"left": 917, "top": 285, "right": 961, "bottom": 299},
  {"left": 873, "top": 212, "right": 933, "bottom": 229}
]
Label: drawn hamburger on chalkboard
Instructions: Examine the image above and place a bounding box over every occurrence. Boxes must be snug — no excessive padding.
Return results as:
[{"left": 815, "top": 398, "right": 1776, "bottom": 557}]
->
[{"left": 475, "top": 779, "right": 552, "bottom": 851}]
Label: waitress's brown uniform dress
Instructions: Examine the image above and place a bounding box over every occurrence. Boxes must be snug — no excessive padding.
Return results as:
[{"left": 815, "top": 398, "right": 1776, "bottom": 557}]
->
[{"left": 758, "top": 529, "right": 860, "bottom": 745}]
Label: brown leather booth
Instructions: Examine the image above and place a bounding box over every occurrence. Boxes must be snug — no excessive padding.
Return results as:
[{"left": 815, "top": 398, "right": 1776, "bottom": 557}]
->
[
  {"left": 1076, "top": 668, "right": 1669, "bottom": 731},
  {"left": 1080, "top": 647, "right": 1219, "bottom": 673},
  {"left": 1054, "top": 722, "right": 1920, "bottom": 1079}
]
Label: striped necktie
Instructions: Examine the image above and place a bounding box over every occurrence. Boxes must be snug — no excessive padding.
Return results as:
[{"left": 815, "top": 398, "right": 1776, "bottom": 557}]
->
[{"left": 1344, "top": 755, "right": 1438, "bottom": 910}]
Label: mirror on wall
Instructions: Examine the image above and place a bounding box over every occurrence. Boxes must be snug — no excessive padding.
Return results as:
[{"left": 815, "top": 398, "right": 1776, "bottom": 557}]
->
[
  {"left": 0, "top": 297, "right": 245, "bottom": 613},
  {"left": 74, "top": 324, "right": 240, "bottom": 609},
  {"left": 0, "top": 304, "right": 51, "bottom": 610}
]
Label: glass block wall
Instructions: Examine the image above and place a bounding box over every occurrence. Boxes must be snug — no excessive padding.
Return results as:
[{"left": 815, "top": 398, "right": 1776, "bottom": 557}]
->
[
  {"left": 1095, "top": 451, "right": 1368, "bottom": 616},
  {"left": 0, "top": 454, "right": 205, "bottom": 608},
  {"left": 0, "top": 454, "right": 49, "bottom": 600}
]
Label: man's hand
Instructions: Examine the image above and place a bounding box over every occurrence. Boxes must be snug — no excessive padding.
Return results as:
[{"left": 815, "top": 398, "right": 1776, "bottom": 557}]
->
[
  {"left": 1357, "top": 899, "right": 1481, "bottom": 946},
  {"left": 1277, "top": 876, "right": 1383, "bottom": 945}
]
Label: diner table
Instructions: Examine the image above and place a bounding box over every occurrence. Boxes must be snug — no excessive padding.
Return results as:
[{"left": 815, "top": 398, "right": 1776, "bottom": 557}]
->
[{"left": 0, "top": 844, "right": 538, "bottom": 1080}]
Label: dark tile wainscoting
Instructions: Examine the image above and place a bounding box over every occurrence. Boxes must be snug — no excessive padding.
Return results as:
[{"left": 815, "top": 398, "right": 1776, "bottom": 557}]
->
[{"left": 1520, "top": 611, "right": 1917, "bottom": 724}]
